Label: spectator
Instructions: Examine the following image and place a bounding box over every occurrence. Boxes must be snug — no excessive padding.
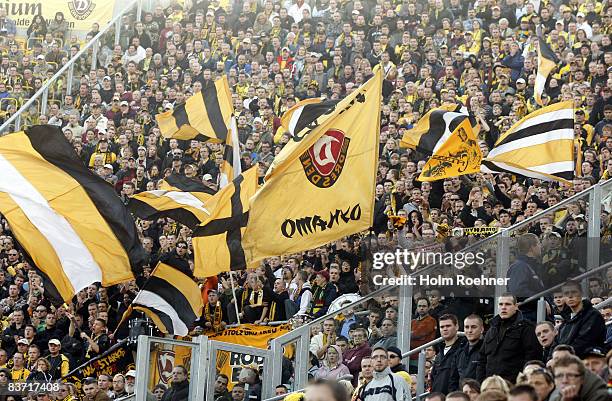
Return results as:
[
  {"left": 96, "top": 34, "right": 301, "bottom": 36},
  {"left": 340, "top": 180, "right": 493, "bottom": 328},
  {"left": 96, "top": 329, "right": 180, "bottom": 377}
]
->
[
  {"left": 356, "top": 346, "right": 411, "bottom": 401},
  {"left": 478, "top": 294, "right": 541, "bottom": 383},
  {"left": 457, "top": 314, "right": 485, "bottom": 383},
  {"left": 550, "top": 355, "right": 607, "bottom": 401},
  {"left": 411, "top": 297, "right": 437, "bottom": 365},
  {"left": 305, "top": 378, "right": 348, "bottom": 401},
  {"left": 431, "top": 314, "right": 466, "bottom": 394},
  {"left": 535, "top": 321, "right": 557, "bottom": 363},
  {"left": 507, "top": 385, "right": 538, "bottom": 401},
  {"left": 83, "top": 377, "right": 111, "bottom": 401},
  {"left": 343, "top": 327, "right": 371, "bottom": 384},
  {"left": 161, "top": 366, "right": 189, "bottom": 401},
  {"left": 315, "top": 344, "right": 351, "bottom": 380},
  {"left": 556, "top": 281, "right": 606, "bottom": 358}
]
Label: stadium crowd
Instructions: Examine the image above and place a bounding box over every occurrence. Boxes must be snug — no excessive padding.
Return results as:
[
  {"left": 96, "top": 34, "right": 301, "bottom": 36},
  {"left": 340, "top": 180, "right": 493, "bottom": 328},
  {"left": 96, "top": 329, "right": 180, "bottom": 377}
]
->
[{"left": 0, "top": 0, "right": 611, "bottom": 400}]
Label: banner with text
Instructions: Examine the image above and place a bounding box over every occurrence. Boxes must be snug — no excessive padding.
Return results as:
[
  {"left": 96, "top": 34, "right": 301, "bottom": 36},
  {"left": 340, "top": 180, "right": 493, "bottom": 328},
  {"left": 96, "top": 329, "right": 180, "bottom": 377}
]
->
[
  {"left": 211, "top": 324, "right": 290, "bottom": 389},
  {"left": 6, "top": 0, "right": 115, "bottom": 33}
]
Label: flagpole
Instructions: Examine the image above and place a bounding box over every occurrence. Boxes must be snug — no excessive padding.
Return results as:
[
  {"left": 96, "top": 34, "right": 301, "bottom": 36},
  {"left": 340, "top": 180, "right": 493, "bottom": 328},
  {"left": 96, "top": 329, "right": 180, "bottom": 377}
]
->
[{"left": 229, "top": 271, "right": 242, "bottom": 325}]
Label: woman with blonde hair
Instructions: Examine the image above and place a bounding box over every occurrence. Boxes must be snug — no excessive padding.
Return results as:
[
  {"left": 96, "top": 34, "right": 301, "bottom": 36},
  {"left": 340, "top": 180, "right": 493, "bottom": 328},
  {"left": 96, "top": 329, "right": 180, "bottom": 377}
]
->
[{"left": 481, "top": 375, "right": 510, "bottom": 394}]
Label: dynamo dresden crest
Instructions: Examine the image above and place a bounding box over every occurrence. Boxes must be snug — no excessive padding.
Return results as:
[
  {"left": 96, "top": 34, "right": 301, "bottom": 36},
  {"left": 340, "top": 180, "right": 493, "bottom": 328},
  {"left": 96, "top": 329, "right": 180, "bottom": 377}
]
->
[
  {"left": 299, "top": 129, "right": 350, "bottom": 188},
  {"left": 68, "top": 0, "right": 96, "bottom": 20},
  {"left": 156, "top": 350, "right": 175, "bottom": 385}
]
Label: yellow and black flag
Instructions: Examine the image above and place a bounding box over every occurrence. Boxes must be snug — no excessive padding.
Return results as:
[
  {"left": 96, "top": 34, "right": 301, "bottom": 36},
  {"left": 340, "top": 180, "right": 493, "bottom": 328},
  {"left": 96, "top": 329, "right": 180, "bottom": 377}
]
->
[
  {"left": 400, "top": 103, "right": 478, "bottom": 155},
  {"left": 218, "top": 116, "right": 242, "bottom": 188},
  {"left": 273, "top": 98, "right": 338, "bottom": 143},
  {"left": 0, "top": 125, "right": 144, "bottom": 303},
  {"left": 241, "top": 69, "right": 382, "bottom": 263},
  {"left": 192, "top": 166, "right": 259, "bottom": 278},
  {"left": 481, "top": 101, "right": 575, "bottom": 183},
  {"left": 156, "top": 76, "right": 233, "bottom": 142},
  {"left": 419, "top": 117, "right": 482, "bottom": 181},
  {"left": 128, "top": 174, "right": 216, "bottom": 228},
  {"left": 535, "top": 38, "right": 559, "bottom": 106},
  {"left": 129, "top": 261, "right": 203, "bottom": 336}
]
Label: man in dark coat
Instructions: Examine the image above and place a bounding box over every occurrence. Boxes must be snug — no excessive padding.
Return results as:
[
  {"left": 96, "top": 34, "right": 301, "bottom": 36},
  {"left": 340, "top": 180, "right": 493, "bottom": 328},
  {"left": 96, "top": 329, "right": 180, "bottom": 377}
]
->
[
  {"left": 507, "top": 233, "right": 546, "bottom": 321},
  {"left": 162, "top": 366, "right": 190, "bottom": 401},
  {"left": 477, "top": 293, "right": 541, "bottom": 383},
  {"left": 556, "top": 280, "right": 606, "bottom": 358},
  {"left": 457, "top": 314, "right": 485, "bottom": 383},
  {"left": 431, "top": 314, "right": 467, "bottom": 394}
]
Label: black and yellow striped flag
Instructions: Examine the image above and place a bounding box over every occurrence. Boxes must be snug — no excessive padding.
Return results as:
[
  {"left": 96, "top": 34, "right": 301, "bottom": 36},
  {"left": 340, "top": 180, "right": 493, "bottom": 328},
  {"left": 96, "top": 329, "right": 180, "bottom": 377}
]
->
[
  {"left": 481, "top": 101, "right": 574, "bottom": 183},
  {"left": 535, "top": 38, "right": 559, "bottom": 106},
  {"left": 218, "top": 116, "right": 242, "bottom": 188},
  {"left": 192, "top": 166, "right": 259, "bottom": 277},
  {"left": 400, "top": 103, "right": 479, "bottom": 155},
  {"left": 128, "top": 174, "right": 216, "bottom": 228},
  {"left": 129, "top": 260, "right": 203, "bottom": 336},
  {"left": 156, "top": 76, "right": 233, "bottom": 142},
  {"left": 0, "top": 125, "right": 144, "bottom": 303},
  {"left": 273, "top": 98, "right": 338, "bottom": 143}
]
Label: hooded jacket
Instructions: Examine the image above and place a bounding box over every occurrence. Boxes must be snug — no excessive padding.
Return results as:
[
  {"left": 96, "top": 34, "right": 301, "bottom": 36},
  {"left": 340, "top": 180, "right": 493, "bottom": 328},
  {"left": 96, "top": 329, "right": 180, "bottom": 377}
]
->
[
  {"left": 357, "top": 367, "right": 411, "bottom": 401},
  {"left": 315, "top": 345, "right": 351, "bottom": 380}
]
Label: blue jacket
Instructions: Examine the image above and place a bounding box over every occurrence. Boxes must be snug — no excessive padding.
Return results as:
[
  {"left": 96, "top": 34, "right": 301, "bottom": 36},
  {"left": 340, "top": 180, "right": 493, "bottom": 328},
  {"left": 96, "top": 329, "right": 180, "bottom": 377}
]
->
[{"left": 502, "top": 52, "right": 525, "bottom": 82}]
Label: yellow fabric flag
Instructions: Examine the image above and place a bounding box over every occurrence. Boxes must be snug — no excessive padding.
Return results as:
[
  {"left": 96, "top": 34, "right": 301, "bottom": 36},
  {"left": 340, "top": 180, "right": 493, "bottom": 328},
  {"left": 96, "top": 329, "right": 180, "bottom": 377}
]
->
[
  {"left": 191, "top": 166, "right": 260, "bottom": 277},
  {"left": 241, "top": 70, "right": 382, "bottom": 264},
  {"left": 418, "top": 118, "right": 482, "bottom": 181}
]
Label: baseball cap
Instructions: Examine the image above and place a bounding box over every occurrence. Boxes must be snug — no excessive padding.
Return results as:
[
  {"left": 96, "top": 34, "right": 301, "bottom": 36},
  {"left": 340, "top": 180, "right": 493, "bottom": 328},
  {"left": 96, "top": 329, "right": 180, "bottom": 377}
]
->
[
  {"left": 120, "top": 101, "right": 129, "bottom": 106},
  {"left": 253, "top": 117, "right": 263, "bottom": 124},
  {"left": 203, "top": 173, "right": 213, "bottom": 181},
  {"left": 17, "top": 338, "right": 29, "bottom": 345},
  {"left": 126, "top": 370, "right": 137, "bottom": 378},
  {"left": 103, "top": 76, "right": 111, "bottom": 81},
  {"left": 583, "top": 347, "right": 605, "bottom": 358},
  {"left": 577, "top": 12, "right": 585, "bottom": 17},
  {"left": 48, "top": 339, "right": 61, "bottom": 346},
  {"left": 37, "top": 55, "right": 45, "bottom": 60},
  {"left": 138, "top": 146, "right": 146, "bottom": 151},
  {"left": 103, "top": 164, "right": 114, "bottom": 171},
  {"left": 516, "top": 78, "right": 526, "bottom": 84}
]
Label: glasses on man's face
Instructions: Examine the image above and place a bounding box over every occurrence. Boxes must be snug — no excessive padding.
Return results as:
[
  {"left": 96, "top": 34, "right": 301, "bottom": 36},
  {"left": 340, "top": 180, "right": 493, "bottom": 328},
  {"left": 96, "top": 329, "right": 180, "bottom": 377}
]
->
[
  {"left": 554, "top": 372, "right": 582, "bottom": 380},
  {"left": 389, "top": 354, "right": 400, "bottom": 359},
  {"left": 8, "top": 253, "right": 17, "bottom": 256},
  {"left": 177, "top": 245, "right": 187, "bottom": 249}
]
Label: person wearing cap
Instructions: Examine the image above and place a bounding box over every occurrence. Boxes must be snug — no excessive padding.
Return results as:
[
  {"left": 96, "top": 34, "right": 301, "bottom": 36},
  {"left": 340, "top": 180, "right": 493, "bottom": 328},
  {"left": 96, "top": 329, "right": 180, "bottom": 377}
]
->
[
  {"left": 581, "top": 347, "right": 606, "bottom": 375},
  {"left": 47, "top": 338, "right": 70, "bottom": 379},
  {"left": 307, "top": 269, "right": 337, "bottom": 318},
  {"left": 386, "top": 346, "right": 408, "bottom": 374},
  {"left": 356, "top": 346, "right": 411, "bottom": 401},
  {"left": 84, "top": 102, "right": 109, "bottom": 133},
  {"left": 125, "top": 370, "right": 136, "bottom": 395}
]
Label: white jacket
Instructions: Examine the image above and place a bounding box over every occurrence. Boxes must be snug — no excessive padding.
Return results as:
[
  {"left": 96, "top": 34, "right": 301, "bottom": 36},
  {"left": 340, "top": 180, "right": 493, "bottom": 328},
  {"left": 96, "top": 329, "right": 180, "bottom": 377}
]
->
[{"left": 357, "top": 368, "right": 411, "bottom": 401}]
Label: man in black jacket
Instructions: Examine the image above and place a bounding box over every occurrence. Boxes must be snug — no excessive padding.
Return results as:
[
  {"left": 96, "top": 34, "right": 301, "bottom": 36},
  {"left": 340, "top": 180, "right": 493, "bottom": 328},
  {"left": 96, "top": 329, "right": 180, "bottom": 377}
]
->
[
  {"left": 477, "top": 293, "right": 541, "bottom": 383},
  {"left": 162, "top": 365, "right": 189, "bottom": 401},
  {"left": 431, "top": 314, "right": 466, "bottom": 394},
  {"left": 556, "top": 280, "right": 606, "bottom": 358},
  {"left": 457, "top": 314, "right": 484, "bottom": 382}
]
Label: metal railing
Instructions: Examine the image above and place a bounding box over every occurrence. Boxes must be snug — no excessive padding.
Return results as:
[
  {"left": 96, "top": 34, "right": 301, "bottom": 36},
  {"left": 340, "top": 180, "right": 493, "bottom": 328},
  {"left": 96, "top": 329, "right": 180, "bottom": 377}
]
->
[
  {"left": 0, "top": 0, "right": 143, "bottom": 134},
  {"left": 267, "top": 179, "right": 612, "bottom": 396}
]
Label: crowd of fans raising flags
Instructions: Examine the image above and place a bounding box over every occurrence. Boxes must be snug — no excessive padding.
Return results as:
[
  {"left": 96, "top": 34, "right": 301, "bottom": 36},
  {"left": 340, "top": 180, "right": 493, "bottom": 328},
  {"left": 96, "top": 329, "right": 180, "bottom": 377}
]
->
[{"left": 0, "top": 0, "right": 610, "bottom": 400}]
